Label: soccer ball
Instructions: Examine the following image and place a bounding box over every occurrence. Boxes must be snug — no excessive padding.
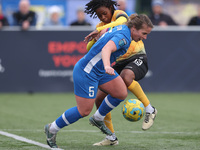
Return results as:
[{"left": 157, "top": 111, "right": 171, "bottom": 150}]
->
[{"left": 122, "top": 99, "right": 145, "bottom": 122}]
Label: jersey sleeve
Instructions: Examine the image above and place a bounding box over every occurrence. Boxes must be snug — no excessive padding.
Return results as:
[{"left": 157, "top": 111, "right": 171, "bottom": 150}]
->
[
  {"left": 96, "top": 22, "right": 105, "bottom": 28},
  {"left": 115, "top": 10, "right": 129, "bottom": 20},
  {"left": 96, "top": 17, "right": 128, "bottom": 32},
  {"left": 110, "top": 33, "right": 129, "bottom": 51}
]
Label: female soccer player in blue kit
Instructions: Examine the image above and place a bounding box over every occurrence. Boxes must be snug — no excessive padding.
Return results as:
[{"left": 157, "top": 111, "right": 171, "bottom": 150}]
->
[
  {"left": 44, "top": 14, "right": 153, "bottom": 148},
  {"left": 84, "top": 0, "right": 157, "bottom": 146}
]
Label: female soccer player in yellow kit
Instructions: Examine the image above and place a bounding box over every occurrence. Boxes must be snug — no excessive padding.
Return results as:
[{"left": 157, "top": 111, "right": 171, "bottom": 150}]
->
[{"left": 85, "top": 0, "right": 157, "bottom": 146}]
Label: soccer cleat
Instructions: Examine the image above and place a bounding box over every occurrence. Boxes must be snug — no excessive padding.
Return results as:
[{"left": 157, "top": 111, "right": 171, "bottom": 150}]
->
[
  {"left": 89, "top": 116, "right": 112, "bottom": 136},
  {"left": 142, "top": 107, "right": 157, "bottom": 130},
  {"left": 93, "top": 137, "right": 119, "bottom": 146},
  {"left": 44, "top": 124, "right": 58, "bottom": 148}
]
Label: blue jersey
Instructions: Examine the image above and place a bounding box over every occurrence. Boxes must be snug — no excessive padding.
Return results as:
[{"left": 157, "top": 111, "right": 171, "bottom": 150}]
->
[
  {"left": 80, "top": 25, "right": 131, "bottom": 75},
  {"left": 73, "top": 25, "right": 131, "bottom": 98}
]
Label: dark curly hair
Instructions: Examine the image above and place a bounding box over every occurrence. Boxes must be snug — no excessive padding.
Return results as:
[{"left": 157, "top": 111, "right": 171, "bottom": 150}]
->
[{"left": 84, "top": 0, "right": 117, "bottom": 18}]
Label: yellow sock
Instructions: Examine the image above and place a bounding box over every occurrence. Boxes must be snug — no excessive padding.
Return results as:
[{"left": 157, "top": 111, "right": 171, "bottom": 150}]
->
[
  {"left": 104, "top": 112, "right": 115, "bottom": 133},
  {"left": 128, "top": 80, "right": 150, "bottom": 107}
]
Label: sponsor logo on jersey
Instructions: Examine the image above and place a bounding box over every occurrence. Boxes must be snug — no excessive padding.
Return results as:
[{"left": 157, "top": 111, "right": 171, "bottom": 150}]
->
[
  {"left": 117, "top": 25, "right": 122, "bottom": 31},
  {"left": 119, "top": 38, "right": 127, "bottom": 47}
]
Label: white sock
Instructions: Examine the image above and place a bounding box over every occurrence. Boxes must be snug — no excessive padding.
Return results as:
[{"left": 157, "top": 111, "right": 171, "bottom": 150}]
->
[
  {"left": 145, "top": 104, "right": 154, "bottom": 113},
  {"left": 106, "top": 133, "right": 117, "bottom": 140},
  {"left": 49, "top": 121, "right": 60, "bottom": 134},
  {"left": 93, "top": 110, "right": 105, "bottom": 121}
]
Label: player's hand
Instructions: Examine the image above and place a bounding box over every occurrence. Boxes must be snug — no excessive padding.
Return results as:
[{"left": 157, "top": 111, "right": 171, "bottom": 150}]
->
[
  {"left": 95, "top": 28, "right": 108, "bottom": 41},
  {"left": 84, "top": 30, "right": 99, "bottom": 43},
  {"left": 105, "top": 66, "right": 115, "bottom": 75}
]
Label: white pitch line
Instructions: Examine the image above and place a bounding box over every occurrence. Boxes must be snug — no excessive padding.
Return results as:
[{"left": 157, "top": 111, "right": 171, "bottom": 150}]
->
[
  {"left": 0, "top": 130, "right": 63, "bottom": 150},
  {"left": 1, "top": 129, "right": 200, "bottom": 135}
]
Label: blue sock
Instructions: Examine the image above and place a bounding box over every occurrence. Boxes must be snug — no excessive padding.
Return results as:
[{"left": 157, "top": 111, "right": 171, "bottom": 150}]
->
[
  {"left": 55, "top": 106, "right": 83, "bottom": 129},
  {"left": 98, "top": 95, "right": 124, "bottom": 116}
]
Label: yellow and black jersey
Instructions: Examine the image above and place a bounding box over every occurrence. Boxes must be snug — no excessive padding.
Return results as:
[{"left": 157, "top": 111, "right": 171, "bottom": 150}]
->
[
  {"left": 87, "top": 10, "right": 146, "bottom": 62},
  {"left": 87, "top": 10, "right": 128, "bottom": 51},
  {"left": 96, "top": 10, "right": 129, "bottom": 31},
  {"left": 116, "top": 40, "right": 146, "bottom": 62}
]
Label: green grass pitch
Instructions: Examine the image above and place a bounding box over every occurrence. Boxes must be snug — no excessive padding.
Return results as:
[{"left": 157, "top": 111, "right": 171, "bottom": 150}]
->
[{"left": 0, "top": 92, "right": 200, "bottom": 150}]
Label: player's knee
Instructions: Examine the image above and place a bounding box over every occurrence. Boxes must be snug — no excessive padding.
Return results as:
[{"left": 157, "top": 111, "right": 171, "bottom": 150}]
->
[
  {"left": 78, "top": 108, "right": 92, "bottom": 117},
  {"left": 120, "top": 72, "right": 135, "bottom": 87},
  {"left": 112, "top": 89, "right": 127, "bottom": 100},
  {"left": 121, "top": 90, "right": 128, "bottom": 100},
  {"left": 80, "top": 111, "right": 91, "bottom": 117},
  {"left": 117, "top": 92, "right": 127, "bottom": 100}
]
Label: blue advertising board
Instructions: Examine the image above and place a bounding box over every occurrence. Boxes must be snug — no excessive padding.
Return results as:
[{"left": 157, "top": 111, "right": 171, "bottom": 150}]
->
[
  {"left": 0, "top": 29, "right": 88, "bottom": 92},
  {"left": 0, "top": 28, "right": 200, "bottom": 92}
]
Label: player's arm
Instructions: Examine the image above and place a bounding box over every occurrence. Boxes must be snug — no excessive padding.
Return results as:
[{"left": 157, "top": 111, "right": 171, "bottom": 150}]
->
[
  {"left": 102, "top": 40, "right": 117, "bottom": 75},
  {"left": 86, "top": 28, "right": 109, "bottom": 51},
  {"left": 85, "top": 15, "right": 128, "bottom": 44},
  {"left": 96, "top": 16, "right": 128, "bottom": 32}
]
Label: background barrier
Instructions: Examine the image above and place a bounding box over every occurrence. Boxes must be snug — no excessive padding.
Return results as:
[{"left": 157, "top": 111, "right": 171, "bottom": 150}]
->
[{"left": 0, "top": 27, "right": 199, "bottom": 92}]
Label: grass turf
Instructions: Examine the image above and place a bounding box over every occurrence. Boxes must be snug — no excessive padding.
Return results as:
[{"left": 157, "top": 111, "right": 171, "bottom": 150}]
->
[{"left": 0, "top": 93, "right": 200, "bottom": 150}]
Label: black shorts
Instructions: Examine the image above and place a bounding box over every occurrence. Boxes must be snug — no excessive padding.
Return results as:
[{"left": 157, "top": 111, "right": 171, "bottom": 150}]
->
[{"left": 113, "top": 54, "right": 148, "bottom": 81}]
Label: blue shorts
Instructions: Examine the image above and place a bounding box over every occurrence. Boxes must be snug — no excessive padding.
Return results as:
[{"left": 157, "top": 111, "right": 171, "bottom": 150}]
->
[{"left": 73, "top": 62, "right": 119, "bottom": 99}]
